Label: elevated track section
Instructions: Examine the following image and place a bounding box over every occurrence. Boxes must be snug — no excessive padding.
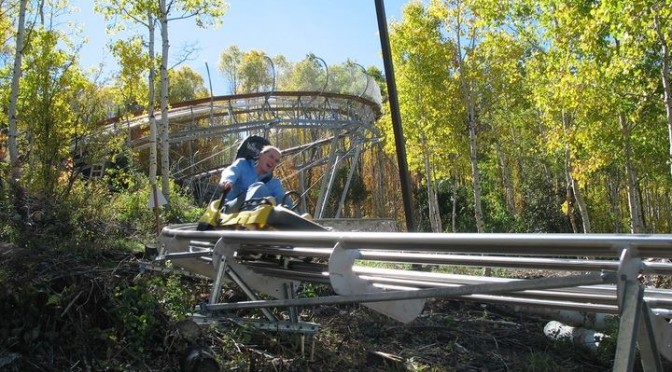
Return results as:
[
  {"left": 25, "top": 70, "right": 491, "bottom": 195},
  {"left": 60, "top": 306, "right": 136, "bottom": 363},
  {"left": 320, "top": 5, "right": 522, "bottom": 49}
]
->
[
  {"left": 159, "top": 224, "right": 672, "bottom": 370},
  {"left": 104, "top": 90, "right": 387, "bottom": 217},
  {"left": 113, "top": 91, "right": 381, "bottom": 154}
]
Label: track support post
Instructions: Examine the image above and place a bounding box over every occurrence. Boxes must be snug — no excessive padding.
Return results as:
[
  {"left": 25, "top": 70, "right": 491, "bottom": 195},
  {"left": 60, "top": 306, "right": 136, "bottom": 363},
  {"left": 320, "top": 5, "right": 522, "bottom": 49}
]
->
[{"left": 613, "top": 248, "right": 664, "bottom": 372}]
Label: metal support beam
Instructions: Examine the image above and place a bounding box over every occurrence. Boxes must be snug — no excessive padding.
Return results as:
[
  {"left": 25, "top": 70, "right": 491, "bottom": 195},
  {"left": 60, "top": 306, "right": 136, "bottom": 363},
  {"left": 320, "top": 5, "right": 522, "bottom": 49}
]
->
[
  {"left": 204, "top": 272, "right": 614, "bottom": 312},
  {"left": 614, "top": 279, "right": 645, "bottom": 372},
  {"left": 335, "top": 144, "right": 363, "bottom": 218},
  {"left": 638, "top": 301, "right": 664, "bottom": 372}
]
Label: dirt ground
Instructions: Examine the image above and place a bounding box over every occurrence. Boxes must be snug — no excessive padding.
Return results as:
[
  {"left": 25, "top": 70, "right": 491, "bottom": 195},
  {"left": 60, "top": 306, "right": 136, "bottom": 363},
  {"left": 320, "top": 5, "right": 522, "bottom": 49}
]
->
[{"left": 0, "top": 242, "right": 659, "bottom": 371}]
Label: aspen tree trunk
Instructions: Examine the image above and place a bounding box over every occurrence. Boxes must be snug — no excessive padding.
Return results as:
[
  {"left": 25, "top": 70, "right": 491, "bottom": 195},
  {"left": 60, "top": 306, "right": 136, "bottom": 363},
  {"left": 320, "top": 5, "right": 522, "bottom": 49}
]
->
[
  {"left": 147, "top": 12, "right": 161, "bottom": 235},
  {"left": 562, "top": 111, "right": 579, "bottom": 233},
  {"left": 644, "top": 187, "right": 655, "bottom": 232},
  {"left": 620, "top": 113, "right": 645, "bottom": 233},
  {"left": 451, "top": 175, "right": 457, "bottom": 232},
  {"left": 159, "top": 0, "right": 171, "bottom": 203},
  {"left": 564, "top": 163, "right": 578, "bottom": 233},
  {"left": 7, "top": 0, "right": 28, "bottom": 223},
  {"left": 466, "top": 106, "right": 484, "bottom": 233},
  {"left": 8, "top": 0, "right": 28, "bottom": 183},
  {"left": 422, "top": 134, "right": 442, "bottom": 232},
  {"left": 496, "top": 142, "right": 515, "bottom": 214},
  {"left": 377, "top": 147, "right": 386, "bottom": 217},
  {"left": 515, "top": 157, "right": 525, "bottom": 212},
  {"left": 561, "top": 110, "right": 590, "bottom": 232},
  {"left": 454, "top": 10, "right": 486, "bottom": 275},
  {"left": 454, "top": 20, "right": 485, "bottom": 234},
  {"left": 606, "top": 174, "right": 623, "bottom": 233},
  {"left": 570, "top": 177, "right": 591, "bottom": 233},
  {"left": 653, "top": 188, "right": 662, "bottom": 232},
  {"left": 566, "top": 113, "right": 591, "bottom": 233},
  {"left": 653, "top": 15, "right": 672, "bottom": 177},
  {"left": 147, "top": 13, "right": 157, "bottom": 182},
  {"left": 426, "top": 175, "right": 442, "bottom": 232}
]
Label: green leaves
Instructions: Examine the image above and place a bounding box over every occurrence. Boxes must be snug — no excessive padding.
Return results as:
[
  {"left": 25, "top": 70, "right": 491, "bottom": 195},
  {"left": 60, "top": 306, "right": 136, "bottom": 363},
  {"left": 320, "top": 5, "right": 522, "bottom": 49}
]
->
[{"left": 383, "top": 0, "right": 672, "bottom": 232}]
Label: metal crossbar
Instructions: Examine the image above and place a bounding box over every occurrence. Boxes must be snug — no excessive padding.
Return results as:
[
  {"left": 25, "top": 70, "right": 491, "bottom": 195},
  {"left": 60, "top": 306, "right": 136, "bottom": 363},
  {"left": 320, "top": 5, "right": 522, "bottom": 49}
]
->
[{"left": 202, "top": 272, "right": 615, "bottom": 311}]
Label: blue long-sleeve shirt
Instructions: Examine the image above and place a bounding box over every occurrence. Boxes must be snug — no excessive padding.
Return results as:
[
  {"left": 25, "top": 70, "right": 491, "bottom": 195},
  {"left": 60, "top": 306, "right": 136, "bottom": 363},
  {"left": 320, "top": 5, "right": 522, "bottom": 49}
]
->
[{"left": 220, "top": 158, "right": 285, "bottom": 202}]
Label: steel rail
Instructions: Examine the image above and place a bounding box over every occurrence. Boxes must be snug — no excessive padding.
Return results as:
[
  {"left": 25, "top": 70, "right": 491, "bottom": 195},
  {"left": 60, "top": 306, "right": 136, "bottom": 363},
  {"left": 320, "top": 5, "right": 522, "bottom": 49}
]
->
[
  {"left": 234, "top": 245, "right": 672, "bottom": 274},
  {"left": 162, "top": 226, "right": 672, "bottom": 258}
]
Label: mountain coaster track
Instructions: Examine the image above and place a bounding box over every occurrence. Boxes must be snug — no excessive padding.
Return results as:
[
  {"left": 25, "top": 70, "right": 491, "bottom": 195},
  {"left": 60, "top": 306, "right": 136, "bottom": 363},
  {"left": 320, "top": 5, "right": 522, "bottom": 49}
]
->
[{"left": 159, "top": 224, "right": 672, "bottom": 371}]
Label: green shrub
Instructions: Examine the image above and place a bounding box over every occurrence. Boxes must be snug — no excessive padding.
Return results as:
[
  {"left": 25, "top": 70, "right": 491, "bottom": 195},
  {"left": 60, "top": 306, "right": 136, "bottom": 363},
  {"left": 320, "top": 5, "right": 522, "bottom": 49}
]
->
[
  {"left": 112, "top": 272, "right": 194, "bottom": 351},
  {"left": 110, "top": 176, "right": 202, "bottom": 236}
]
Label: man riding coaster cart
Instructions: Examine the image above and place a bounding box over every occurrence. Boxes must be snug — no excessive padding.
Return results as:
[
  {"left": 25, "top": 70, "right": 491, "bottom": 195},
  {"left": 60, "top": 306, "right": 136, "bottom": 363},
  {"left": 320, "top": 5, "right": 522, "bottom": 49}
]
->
[{"left": 196, "top": 136, "right": 326, "bottom": 232}]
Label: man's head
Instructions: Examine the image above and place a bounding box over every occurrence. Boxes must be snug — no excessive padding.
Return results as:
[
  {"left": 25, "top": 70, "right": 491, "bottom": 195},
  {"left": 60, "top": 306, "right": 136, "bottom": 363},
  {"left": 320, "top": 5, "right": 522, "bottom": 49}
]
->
[{"left": 256, "top": 145, "right": 281, "bottom": 175}]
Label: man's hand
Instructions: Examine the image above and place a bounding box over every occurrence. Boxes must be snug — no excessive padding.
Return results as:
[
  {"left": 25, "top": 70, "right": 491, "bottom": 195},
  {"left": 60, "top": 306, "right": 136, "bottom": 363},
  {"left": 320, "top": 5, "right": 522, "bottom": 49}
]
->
[{"left": 221, "top": 182, "right": 232, "bottom": 192}]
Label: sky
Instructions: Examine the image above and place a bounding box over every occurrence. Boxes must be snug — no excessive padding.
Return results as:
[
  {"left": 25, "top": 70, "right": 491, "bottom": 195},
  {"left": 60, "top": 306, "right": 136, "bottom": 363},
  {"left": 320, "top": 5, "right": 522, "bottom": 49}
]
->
[{"left": 69, "top": 0, "right": 411, "bottom": 96}]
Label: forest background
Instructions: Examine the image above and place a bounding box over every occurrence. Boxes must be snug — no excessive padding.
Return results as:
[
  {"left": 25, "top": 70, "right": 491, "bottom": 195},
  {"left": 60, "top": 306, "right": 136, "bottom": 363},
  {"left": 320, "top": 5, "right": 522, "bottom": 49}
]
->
[{"left": 1, "top": 0, "right": 672, "bottom": 242}]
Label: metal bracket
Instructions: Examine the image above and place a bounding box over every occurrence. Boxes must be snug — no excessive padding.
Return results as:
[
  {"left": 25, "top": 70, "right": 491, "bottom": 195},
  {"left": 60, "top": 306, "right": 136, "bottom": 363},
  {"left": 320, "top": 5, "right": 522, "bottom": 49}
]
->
[{"left": 328, "top": 241, "right": 425, "bottom": 323}]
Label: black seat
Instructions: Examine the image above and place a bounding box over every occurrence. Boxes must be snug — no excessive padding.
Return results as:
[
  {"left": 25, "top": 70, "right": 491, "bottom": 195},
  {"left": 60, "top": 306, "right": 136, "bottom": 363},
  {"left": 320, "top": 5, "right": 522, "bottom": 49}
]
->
[{"left": 235, "top": 135, "right": 270, "bottom": 160}]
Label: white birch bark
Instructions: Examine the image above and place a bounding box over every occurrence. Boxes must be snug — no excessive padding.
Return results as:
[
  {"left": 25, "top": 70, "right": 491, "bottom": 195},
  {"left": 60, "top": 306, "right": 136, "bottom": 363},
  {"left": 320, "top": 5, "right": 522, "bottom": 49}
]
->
[
  {"left": 496, "top": 141, "right": 515, "bottom": 214},
  {"left": 158, "top": 0, "right": 171, "bottom": 203},
  {"left": 451, "top": 174, "right": 457, "bottom": 232},
  {"left": 146, "top": 12, "right": 162, "bottom": 234},
  {"left": 563, "top": 158, "right": 578, "bottom": 233},
  {"left": 454, "top": 5, "right": 484, "bottom": 233},
  {"left": 653, "top": 15, "right": 672, "bottom": 177},
  {"left": 605, "top": 173, "right": 623, "bottom": 232},
  {"left": 620, "top": 113, "right": 645, "bottom": 233},
  {"left": 570, "top": 177, "right": 591, "bottom": 233},
  {"left": 147, "top": 12, "right": 158, "bottom": 187},
  {"left": 7, "top": 0, "right": 28, "bottom": 182},
  {"left": 562, "top": 110, "right": 589, "bottom": 233},
  {"left": 422, "top": 134, "right": 442, "bottom": 232}
]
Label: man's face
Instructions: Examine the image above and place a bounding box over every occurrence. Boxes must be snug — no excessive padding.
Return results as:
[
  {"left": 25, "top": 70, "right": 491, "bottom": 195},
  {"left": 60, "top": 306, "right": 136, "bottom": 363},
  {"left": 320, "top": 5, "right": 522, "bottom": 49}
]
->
[{"left": 258, "top": 149, "right": 281, "bottom": 174}]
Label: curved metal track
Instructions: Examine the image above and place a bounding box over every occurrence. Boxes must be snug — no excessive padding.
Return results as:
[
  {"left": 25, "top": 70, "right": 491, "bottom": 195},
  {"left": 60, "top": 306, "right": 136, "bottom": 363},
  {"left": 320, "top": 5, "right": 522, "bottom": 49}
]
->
[
  {"left": 104, "top": 91, "right": 386, "bottom": 216},
  {"left": 109, "top": 92, "right": 381, "bottom": 154}
]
